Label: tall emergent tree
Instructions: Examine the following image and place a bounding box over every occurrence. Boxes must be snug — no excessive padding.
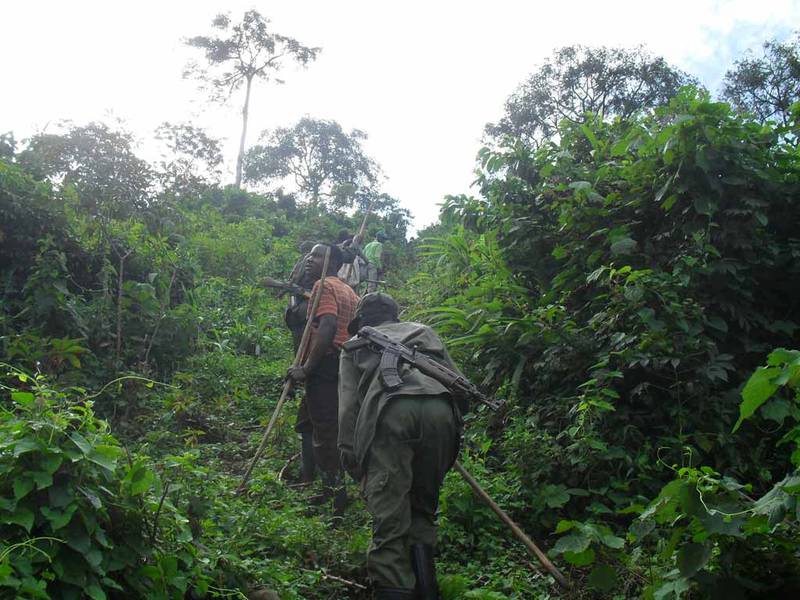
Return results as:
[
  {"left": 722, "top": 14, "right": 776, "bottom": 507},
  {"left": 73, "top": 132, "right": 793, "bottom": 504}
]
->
[
  {"left": 184, "top": 11, "right": 320, "bottom": 188},
  {"left": 486, "top": 45, "right": 694, "bottom": 144},
  {"left": 722, "top": 33, "right": 800, "bottom": 126},
  {"left": 244, "top": 117, "right": 380, "bottom": 208}
]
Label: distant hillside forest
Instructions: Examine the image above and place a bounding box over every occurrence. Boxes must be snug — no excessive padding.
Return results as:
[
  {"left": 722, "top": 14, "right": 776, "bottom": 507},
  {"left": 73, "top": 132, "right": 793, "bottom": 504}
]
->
[{"left": 2, "top": 18, "right": 800, "bottom": 600}]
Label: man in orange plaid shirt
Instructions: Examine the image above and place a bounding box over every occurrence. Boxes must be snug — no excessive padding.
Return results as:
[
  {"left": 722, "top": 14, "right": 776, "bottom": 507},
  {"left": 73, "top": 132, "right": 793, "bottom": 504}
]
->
[{"left": 287, "top": 243, "right": 359, "bottom": 513}]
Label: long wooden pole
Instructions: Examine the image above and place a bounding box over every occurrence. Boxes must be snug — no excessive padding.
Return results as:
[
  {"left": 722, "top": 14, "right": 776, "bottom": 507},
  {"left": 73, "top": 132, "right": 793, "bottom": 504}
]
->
[
  {"left": 454, "top": 460, "right": 571, "bottom": 590},
  {"left": 237, "top": 246, "right": 332, "bottom": 493},
  {"left": 356, "top": 200, "right": 374, "bottom": 241}
]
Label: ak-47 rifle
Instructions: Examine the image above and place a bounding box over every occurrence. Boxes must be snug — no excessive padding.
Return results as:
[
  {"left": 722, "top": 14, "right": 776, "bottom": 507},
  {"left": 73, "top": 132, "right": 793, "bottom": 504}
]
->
[
  {"left": 343, "top": 325, "right": 502, "bottom": 411},
  {"left": 261, "top": 276, "right": 310, "bottom": 299}
]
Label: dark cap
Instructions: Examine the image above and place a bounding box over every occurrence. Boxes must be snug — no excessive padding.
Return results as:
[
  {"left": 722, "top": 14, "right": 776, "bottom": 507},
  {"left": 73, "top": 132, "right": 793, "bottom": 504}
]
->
[{"left": 347, "top": 292, "right": 400, "bottom": 335}]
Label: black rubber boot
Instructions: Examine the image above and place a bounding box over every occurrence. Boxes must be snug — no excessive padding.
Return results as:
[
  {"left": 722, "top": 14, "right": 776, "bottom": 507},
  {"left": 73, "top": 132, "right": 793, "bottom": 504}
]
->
[
  {"left": 374, "top": 587, "right": 416, "bottom": 600},
  {"left": 411, "top": 544, "right": 438, "bottom": 600},
  {"left": 300, "top": 431, "right": 316, "bottom": 483},
  {"left": 332, "top": 482, "right": 349, "bottom": 517}
]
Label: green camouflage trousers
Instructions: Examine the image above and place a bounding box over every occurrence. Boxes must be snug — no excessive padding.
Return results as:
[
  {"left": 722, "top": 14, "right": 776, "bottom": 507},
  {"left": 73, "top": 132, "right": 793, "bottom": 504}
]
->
[{"left": 362, "top": 394, "right": 459, "bottom": 589}]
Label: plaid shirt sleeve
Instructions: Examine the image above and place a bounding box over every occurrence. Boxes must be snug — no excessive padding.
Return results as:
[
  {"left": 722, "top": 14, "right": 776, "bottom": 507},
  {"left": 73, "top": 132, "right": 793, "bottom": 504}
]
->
[{"left": 312, "top": 281, "right": 338, "bottom": 319}]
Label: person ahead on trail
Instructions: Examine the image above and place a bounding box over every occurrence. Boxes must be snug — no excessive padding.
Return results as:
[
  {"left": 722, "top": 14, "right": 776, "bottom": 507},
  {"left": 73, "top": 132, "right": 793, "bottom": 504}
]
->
[
  {"left": 287, "top": 243, "right": 360, "bottom": 513},
  {"left": 285, "top": 240, "right": 316, "bottom": 349},
  {"left": 285, "top": 240, "right": 317, "bottom": 483},
  {"left": 338, "top": 293, "right": 465, "bottom": 600},
  {"left": 363, "top": 230, "right": 387, "bottom": 293},
  {"left": 336, "top": 229, "right": 366, "bottom": 290}
]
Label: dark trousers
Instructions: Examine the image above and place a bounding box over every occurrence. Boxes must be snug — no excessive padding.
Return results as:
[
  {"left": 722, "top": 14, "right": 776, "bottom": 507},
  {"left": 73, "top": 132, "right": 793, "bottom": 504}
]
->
[
  {"left": 305, "top": 352, "right": 342, "bottom": 476},
  {"left": 363, "top": 395, "right": 459, "bottom": 589}
]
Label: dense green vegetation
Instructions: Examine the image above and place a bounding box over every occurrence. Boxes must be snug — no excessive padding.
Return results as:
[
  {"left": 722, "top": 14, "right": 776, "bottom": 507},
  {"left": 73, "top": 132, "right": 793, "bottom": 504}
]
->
[
  {"left": 3, "top": 18, "right": 800, "bottom": 600},
  {"left": 412, "top": 89, "right": 800, "bottom": 598}
]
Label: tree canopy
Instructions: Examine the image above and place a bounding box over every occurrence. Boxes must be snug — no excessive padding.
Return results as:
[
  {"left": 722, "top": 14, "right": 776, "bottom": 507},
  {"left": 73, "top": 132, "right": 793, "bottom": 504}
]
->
[
  {"left": 486, "top": 45, "right": 695, "bottom": 144},
  {"left": 244, "top": 117, "right": 380, "bottom": 208},
  {"left": 722, "top": 32, "right": 800, "bottom": 126},
  {"left": 17, "top": 122, "right": 153, "bottom": 219},
  {"left": 154, "top": 122, "right": 224, "bottom": 196}
]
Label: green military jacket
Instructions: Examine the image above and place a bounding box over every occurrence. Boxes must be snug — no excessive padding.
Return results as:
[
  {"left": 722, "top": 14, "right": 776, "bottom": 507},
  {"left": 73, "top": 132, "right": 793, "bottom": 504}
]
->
[{"left": 338, "top": 321, "right": 465, "bottom": 470}]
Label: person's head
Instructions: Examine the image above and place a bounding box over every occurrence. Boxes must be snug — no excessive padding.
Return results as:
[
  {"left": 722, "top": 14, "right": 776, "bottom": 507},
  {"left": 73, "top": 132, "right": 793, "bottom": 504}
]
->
[
  {"left": 347, "top": 292, "right": 400, "bottom": 334},
  {"left": 337, "top": 229, "right": 351, "bottom": 243},
  {"left": 375, "top": 230, "right": 388, "bottom": 243},
  {"left": 304, "top": 243, "right": 344, "bottom": 280},
  {"left": 298, "top": 240, "right": 315, "bottom": 254}
]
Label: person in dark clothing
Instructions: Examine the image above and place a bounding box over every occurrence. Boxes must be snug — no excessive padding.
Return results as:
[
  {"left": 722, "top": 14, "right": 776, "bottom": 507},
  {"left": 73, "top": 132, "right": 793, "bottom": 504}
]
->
[
  {"left": 285, "top": 241, "right": 317, "bottom": 482},
  {"left": 287, "top": 243, "right": 360, "bottom": 513},
  {"left": 339, "top": 293, "right": 464, "bottom": 600}
]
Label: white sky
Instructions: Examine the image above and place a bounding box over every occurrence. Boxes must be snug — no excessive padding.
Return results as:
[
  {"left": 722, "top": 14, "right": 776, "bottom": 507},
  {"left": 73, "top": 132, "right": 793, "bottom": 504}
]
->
[{"left": 1, "top": 1, "right": 797, "bottom": 233}]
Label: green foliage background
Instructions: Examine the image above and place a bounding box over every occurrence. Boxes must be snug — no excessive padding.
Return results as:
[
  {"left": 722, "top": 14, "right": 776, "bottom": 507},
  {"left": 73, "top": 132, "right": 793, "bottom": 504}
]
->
[
  {"left": 405, "top": 90, "right": 800, "bottom": 598},
  {"left": 3, "top": 51, "right": 800, "bottom": 600}
]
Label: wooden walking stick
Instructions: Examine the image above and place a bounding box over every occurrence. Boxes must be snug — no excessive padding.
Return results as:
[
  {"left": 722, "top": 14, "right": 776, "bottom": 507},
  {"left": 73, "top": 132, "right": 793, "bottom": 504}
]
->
[
  {"left": 237, "top": 246, "right": 332, "bottom": 493},
  {"left": 454, "top": 460, "right": 571, "bottom": 590},
  {"left": 356, "top": 200, "right": 374, "bottom": 242}
]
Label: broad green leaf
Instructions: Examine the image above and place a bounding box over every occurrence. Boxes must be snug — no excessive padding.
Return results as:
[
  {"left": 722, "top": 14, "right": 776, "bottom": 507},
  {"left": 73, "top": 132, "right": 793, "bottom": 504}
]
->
[
  {"left": 554, "top": 520, "right": 575, "bottom": 534},
  {"left": 70, "top": 432, "right": 92, "bottom": 455},
  {"left": 767, "top": 348, "right": 800, "bottom": 367},
  {"left": 85, "top": 548, "right": 103, "bottom": 569},
  {"left": 86, "top": 584, "right": 107, "bottom": 600},
  {"left": 11, "top": 391, "right": 34, "bottom": 405},
  {"left": 611, "top": 138, "right": 631, "bottom": 156},
  {"left": 654, "top": 577, "right": 691, "bottom": 600},
  {"left": 587, "top": 565, "right": 617, "bottom": 592},
  {"left": 581, "top": 124, "right": 600, "bottom": 149},
  {"left": 733, "top": 366, "right": 780, "bottom": 432},
  {"left": 629, "top": 518, "right": 655, "bottom": 541},
  {"left": 677, "top": 543, "right": 711, "bottom": 577},
  {"left": 599, "top": 532, "right": 625, "bottom": 549},
  {"left": 541, "top": 484, "right": 570, "bottom": 508},
  {"left": 49, "top": 484, "right": 72, "bottom": 508},
  {"left": 86, "top": 445, "right": 123, "bottom": 472},
  {"left": 13, "top": 438, "right": 39, "bottom": 457},
  {"left": 66, "top": 524, "right": 92, "bottom": 554},
  {"left": 655, "top": 175, "right": 674, "bottom": 204},
  {"left": 80, "top": 487, "right": 102, "bottom": 510},
  {"left": 40, "top": 504, "right": 77, "bottom": 530},
  {"left": 13, "top": 477, "right": 34, "bottom": 500},
  {"left": 3, "top": 507, "right": 34, "bottom": 532},
  {"left": 32, "top": 471, "right": 53, "bottom": 490},
  {"left": 128, "top": 464, "right": 154, "bottom": 496},
  {"left": 564, "top": 547, "right": 595, "bottom": 566},
  {"left": 552, "top": 531, "right": 590, "bottom": 554},
  {"left": 40, "top": 453, "right": 64, "bottom": 475},
  {"left": 760, "top": 398, "right": 796, "bottom": 425},
  {"left": 140, "top": 565, "right": 161, "bottom": 580},
  {"left": 0, "top": 562, "right": 18, "bottom": 587}
]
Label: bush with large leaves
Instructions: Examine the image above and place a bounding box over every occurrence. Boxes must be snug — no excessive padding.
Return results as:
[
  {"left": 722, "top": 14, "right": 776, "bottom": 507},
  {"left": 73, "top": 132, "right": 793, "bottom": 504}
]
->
[
  {"left": 422, "top": 88, "right": 800, "bottom": 595},
  {"left": 0, "top": 368, "right": 210, "bottom": 598}
]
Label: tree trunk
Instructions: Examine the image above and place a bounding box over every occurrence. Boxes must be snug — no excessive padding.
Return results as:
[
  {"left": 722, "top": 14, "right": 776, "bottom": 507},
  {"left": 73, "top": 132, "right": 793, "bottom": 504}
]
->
[
  {"left": 115, "top": 248, "right": 133, "bottom": 365},
  {"left": 235, "top": 75, "right": 254, "bottom": 188}
]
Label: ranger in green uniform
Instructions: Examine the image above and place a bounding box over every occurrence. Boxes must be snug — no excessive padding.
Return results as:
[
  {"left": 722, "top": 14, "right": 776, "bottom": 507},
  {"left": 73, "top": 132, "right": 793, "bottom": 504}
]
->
[
  {"left": 339, "top": 293, "right": 465, "bottom": 600},
  {"left": 362, "top": 230, "right": 387, "bottom": 292}
]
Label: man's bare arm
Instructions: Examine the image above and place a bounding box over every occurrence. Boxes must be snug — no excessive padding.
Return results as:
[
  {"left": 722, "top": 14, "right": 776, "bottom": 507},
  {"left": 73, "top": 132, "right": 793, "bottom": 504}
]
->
[{"left": 302, "top": 314, "right": 337, "bottom": 375}]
